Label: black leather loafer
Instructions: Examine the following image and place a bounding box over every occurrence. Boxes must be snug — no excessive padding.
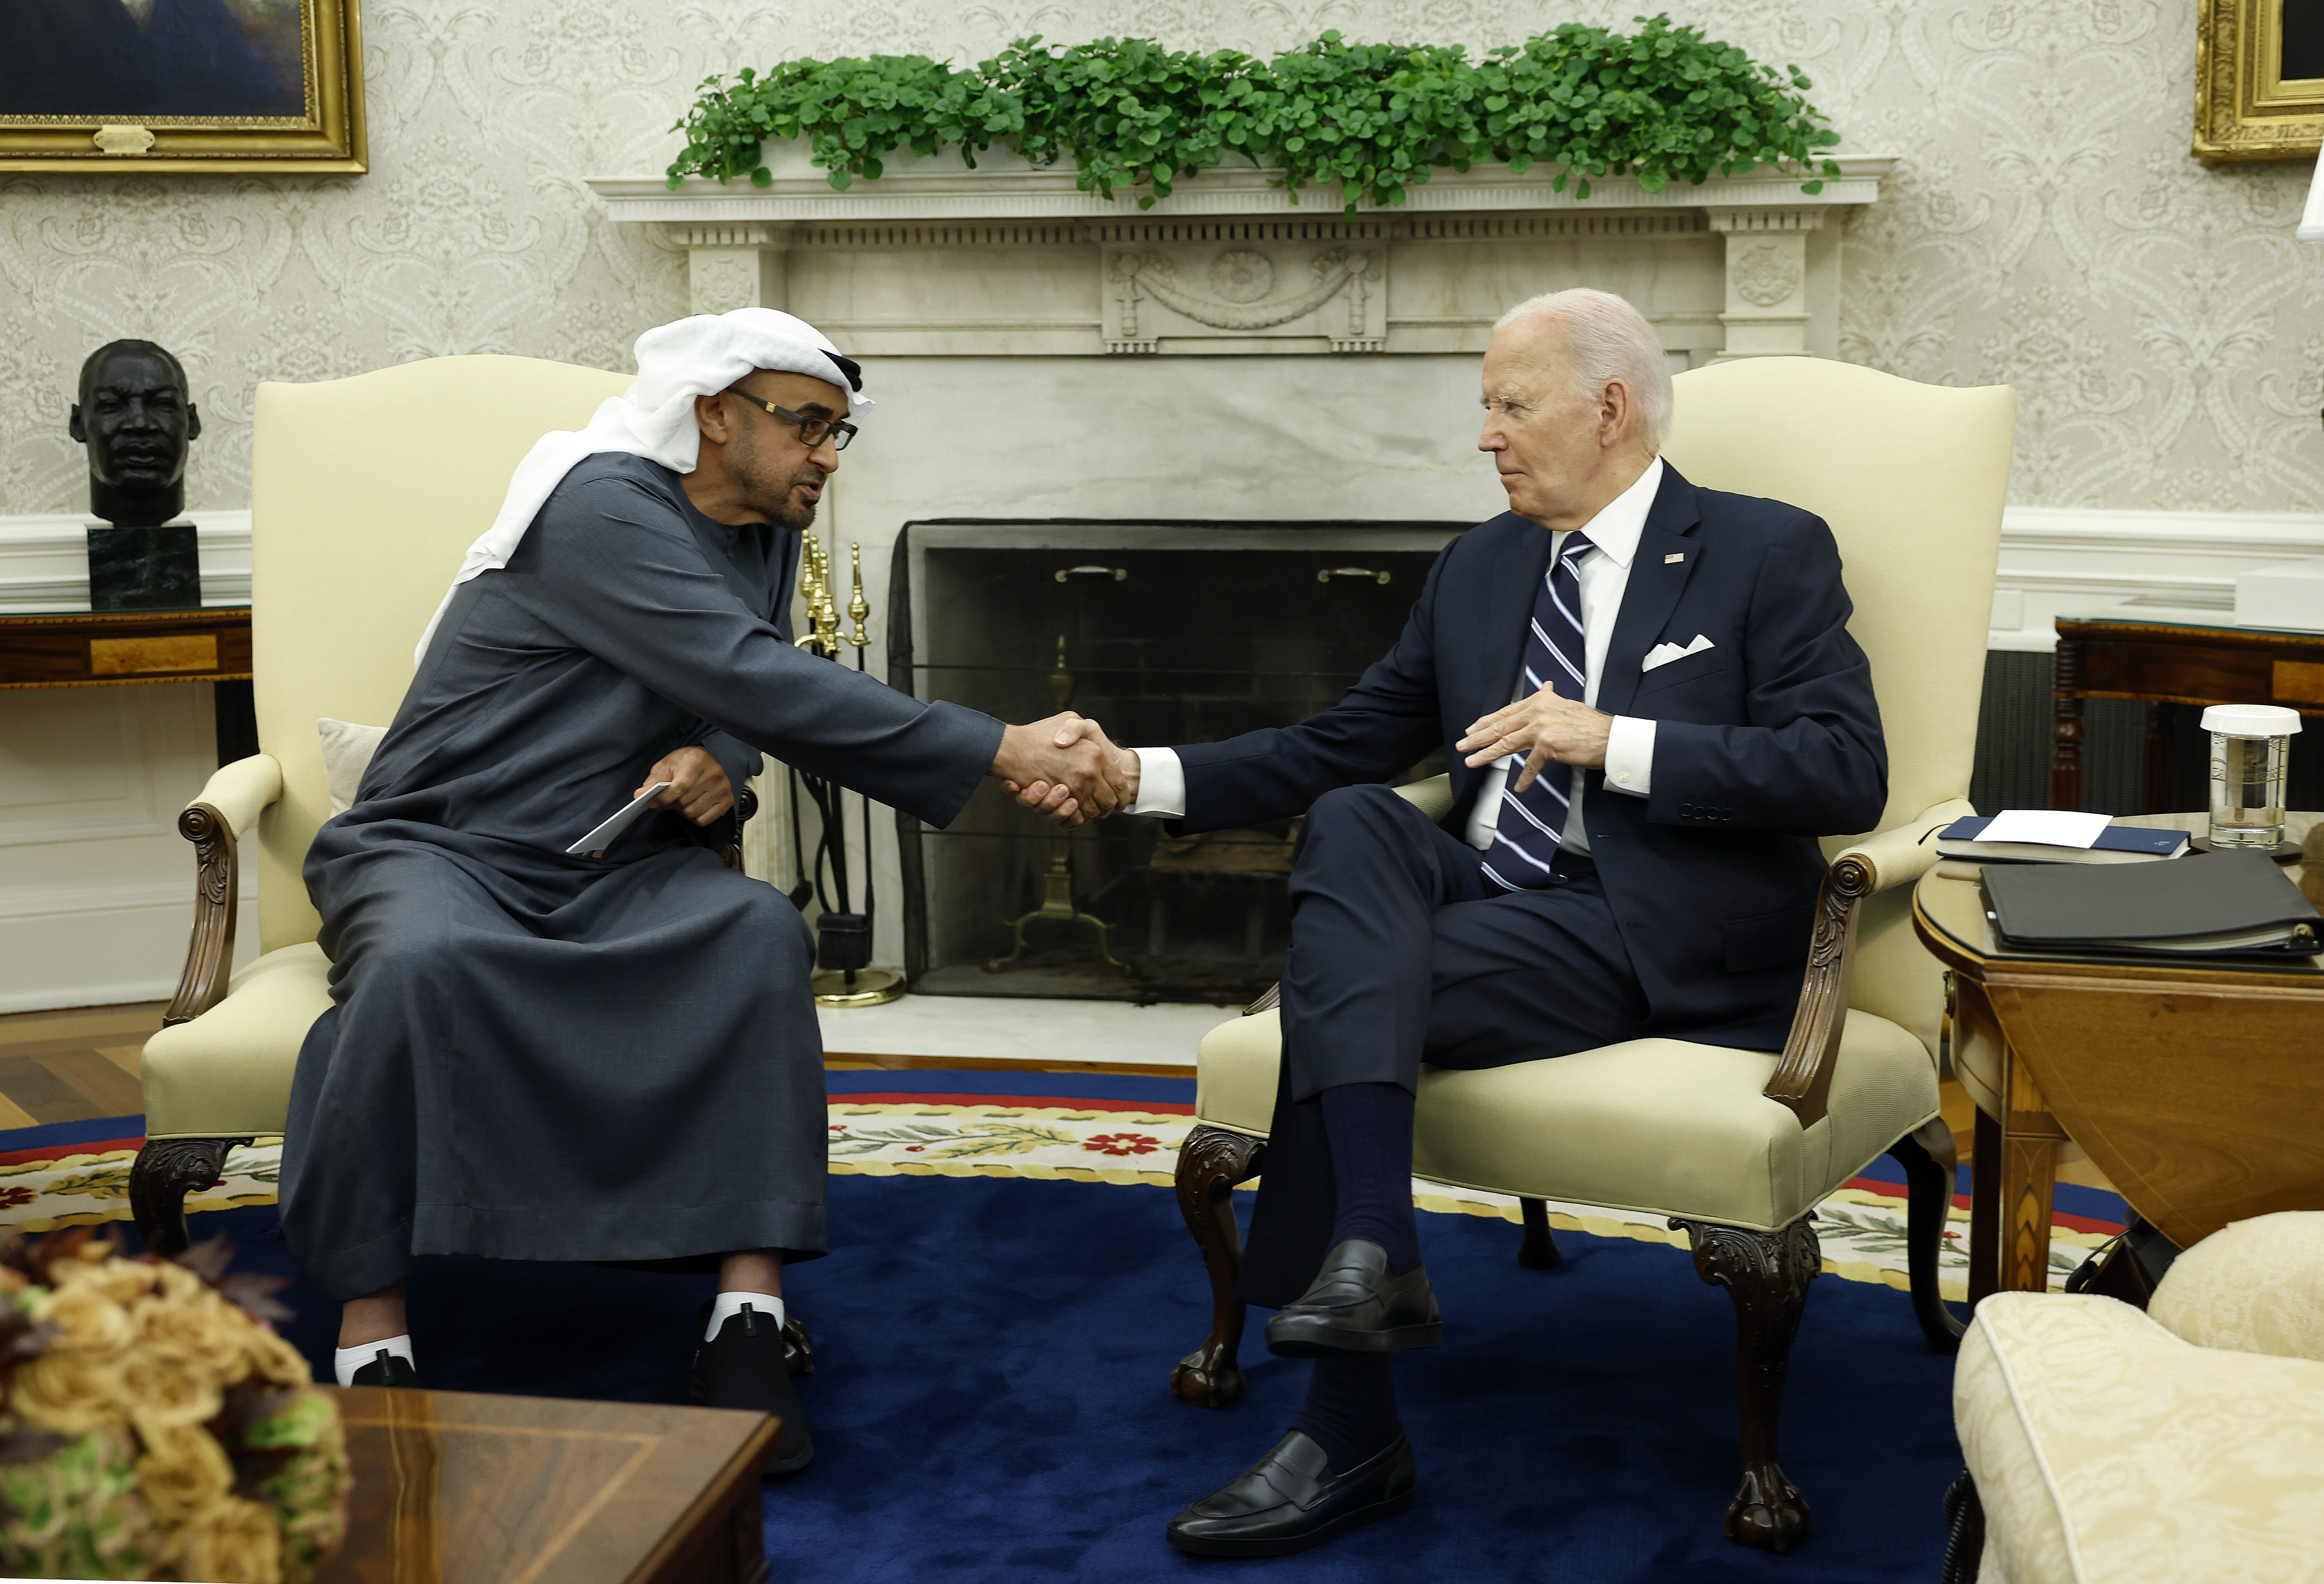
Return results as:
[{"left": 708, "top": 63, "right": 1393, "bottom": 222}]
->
[
  {"left": 1166, "top": 1430, "right": 1417, "bottom": 1557},
  {"left": 1265, "top": 1240, "right": 1442, "bottom": 1357},
  {"left": 346, "top": 1349, "right": 419, "bottom": 1388},
  {"left": 691, "top": 1301, "right": 814, "bottom": 1474}
]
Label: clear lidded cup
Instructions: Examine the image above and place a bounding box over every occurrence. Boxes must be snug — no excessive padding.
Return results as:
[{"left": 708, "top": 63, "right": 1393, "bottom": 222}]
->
[{"left": 2202, "top": 703, "right": 2303, "bottom": 851}]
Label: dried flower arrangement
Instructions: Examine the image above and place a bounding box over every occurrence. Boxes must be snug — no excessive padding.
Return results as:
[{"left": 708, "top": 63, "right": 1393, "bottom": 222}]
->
[{"left": 0, "top": 1230, "right": 349, "bottom": 1583}]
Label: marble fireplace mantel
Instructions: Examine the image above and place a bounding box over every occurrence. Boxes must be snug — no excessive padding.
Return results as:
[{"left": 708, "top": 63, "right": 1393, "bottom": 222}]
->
[{"left": 588, "top": 154, "right": 1893, "bottom": 362}]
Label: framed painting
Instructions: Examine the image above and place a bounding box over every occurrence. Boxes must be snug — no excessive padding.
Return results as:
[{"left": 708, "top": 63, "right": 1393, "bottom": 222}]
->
[
  {"left": 0, "top": 0, "right": 365, "bottom": 173},
  {"left": 2197, "top": 0, "right": 2324, "bottom": 162}
]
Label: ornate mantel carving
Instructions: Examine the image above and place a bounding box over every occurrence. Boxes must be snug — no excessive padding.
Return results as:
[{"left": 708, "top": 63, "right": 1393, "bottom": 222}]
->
[
  {"left": 590, "top": 157, "right": 1890, "bottom": 360},
  {"left": 1104, "top": 239, "right": 1384, "bottom": 354}
]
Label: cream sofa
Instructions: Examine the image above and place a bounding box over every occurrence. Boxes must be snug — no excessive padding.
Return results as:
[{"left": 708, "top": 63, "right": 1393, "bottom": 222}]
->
[
  {"left": 1955, "top": 1211, "right": 2324, "bottom": 1582},
  {"left": 1172, "top": 356, "right": 2019, "bottom": 1551}
]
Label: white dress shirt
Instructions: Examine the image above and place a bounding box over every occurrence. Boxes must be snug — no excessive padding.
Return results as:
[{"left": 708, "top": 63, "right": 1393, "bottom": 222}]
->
[{"left": 1130, "top": 458, "right": 1664, "bottom": 852}]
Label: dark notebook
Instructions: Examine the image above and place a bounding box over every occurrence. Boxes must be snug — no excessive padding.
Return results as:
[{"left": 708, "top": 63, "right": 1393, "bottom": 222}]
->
[
  {"left": 1980, "top": 849, "right": 2324, "bottom": 957},
  {"left": 1933, "top": 815, "right": 2188, "bottom": 864}
]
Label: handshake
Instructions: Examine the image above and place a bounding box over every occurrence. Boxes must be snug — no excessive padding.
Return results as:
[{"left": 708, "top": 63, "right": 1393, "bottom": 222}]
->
[{"left": 988, "top": 713, "right": 1140, "bottom": 829}]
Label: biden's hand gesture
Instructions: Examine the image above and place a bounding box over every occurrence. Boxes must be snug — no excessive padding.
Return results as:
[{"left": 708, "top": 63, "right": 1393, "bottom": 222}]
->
[{"left": 1456, "top": 687, "right": 1612, "bottom": 793}]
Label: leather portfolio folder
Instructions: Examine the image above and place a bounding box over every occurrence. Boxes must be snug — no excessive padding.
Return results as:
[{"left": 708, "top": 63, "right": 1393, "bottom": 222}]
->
[{"left": 1979, "top": 849, "right": 2324, "bottom": 956}]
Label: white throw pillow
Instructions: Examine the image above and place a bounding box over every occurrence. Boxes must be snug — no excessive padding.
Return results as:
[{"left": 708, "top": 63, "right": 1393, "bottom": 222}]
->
[{"left": 316, "top": 717, "right": 388, "bottom": 816}]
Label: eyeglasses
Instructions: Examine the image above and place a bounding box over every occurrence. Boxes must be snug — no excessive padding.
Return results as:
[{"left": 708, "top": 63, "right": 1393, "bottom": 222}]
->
[{"left": 723, "top": 388, "right": 857, "bottom": 452}]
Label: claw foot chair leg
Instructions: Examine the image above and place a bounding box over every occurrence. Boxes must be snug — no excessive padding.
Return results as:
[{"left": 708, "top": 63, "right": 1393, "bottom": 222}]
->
[
  {"left": 1888, "top": 1121, "right": 1968, "bottom": 1353},
  {"left": 1171, "top": 1125, "right": 1265, "bottom": 1408},
  {"left": 1674, "top": 1216, "right": 1821, "bottom": 1552},
  {"left": 129, "top": 1137, "right": 252, "bottom": 1259},
  {"left": 1517, "top": 1196, "right": 1563, "bottom": 1269}
]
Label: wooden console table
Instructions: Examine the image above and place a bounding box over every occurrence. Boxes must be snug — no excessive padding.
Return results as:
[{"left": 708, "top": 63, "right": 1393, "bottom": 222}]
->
[
  {"left": 317, "top": 1385, "right": 776, "bottom": 1584},
  {"left": 1912, "top": 811, "right": 2324, "bottom": 1300},
  {"left": 2050, "top": 606, "right": 2324, "bottom": 812},
  {"left": 0, "top": 605, "right": 256, "bottom": 762}
]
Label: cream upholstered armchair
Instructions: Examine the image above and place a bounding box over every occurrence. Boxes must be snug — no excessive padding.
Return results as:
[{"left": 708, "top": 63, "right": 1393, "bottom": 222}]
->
[
  {"left": 1170, "top": 357, "right": 2018, "bottom": 1552},
  {"left": 1953, "top": 1212, "right": 2324, "bottom": 1583},
  {"left": 129, "top": 357, "right": 660, "bottom": 1254}
]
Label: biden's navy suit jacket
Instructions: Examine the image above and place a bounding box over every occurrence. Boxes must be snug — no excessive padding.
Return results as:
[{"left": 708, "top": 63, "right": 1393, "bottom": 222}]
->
[{"left": 1171, "top": 463, "right": 1888, "bottom": 1050}]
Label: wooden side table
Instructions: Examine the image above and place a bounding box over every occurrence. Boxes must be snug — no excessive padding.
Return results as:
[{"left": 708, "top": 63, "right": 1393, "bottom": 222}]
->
[
  {"left": 0, "top": 605, "right": 255, "bottom": 762},
  {"left": 1912, "top": 812, "right": 2324, "bottom": 1300},
  {"left": 317, "top": 1386, "right": 776, "bottom": 1584},
  {"left": 2050, "top": 607, "right": 2324, "bottom": 813}
]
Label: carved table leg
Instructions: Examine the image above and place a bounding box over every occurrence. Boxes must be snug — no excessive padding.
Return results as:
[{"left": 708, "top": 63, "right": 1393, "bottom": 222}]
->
[
  {"left": 1517, "top": 1197, "right": 1562, "bottom": 1269},
  {"left": 2002, "top": 1135, "right": 2060, "bottom": 1294},
  {"left": 2001, "top": 1045, "right": 2066, "bottom": 1295},
  {"left": 1674, "top": 1216, "right": 1820, "bottom": 1553},
  {"left": 129, "top": 1137, "right": 252, "bottom": 1258},
  {"left": 1886, "top": 1123, "right": 1966, "bottom": 1352},
  {"left": 2050, "top": 636, "right": 2085, "bottom": 811},
  {"left": 1171, "top": 1125, "right": 1265, "bottom": 1409}
]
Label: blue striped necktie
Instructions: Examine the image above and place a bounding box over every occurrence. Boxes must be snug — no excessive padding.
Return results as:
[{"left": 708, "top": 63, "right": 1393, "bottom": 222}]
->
[{"left": 1483, "top": 531, "right": 1593, "bottom": 892}]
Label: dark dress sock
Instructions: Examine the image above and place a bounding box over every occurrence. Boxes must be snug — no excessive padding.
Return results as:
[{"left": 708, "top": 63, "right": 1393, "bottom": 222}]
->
[
  {"left": 1290, "top": 1351, "right": 1400, "bottom": 1471},
  {"left": 1320, "top": 1080, "right": 1421, "bottom": 1275}
]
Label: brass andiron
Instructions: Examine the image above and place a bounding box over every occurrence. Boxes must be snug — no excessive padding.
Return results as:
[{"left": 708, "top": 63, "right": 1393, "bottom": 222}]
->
[{"left": 987, "top": 634, "right": 1129, "bottom": 974}]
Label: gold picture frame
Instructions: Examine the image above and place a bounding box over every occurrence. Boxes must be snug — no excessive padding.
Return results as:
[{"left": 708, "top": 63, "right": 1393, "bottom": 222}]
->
[
  {"left": 2197, "top": 0, "right": 2324, "bottom": 163},
  {"left": 0, "top": 0, "right": 365, "bottom": 174}
]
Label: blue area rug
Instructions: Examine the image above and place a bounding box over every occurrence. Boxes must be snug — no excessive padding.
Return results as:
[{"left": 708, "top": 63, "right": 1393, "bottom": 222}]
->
[
  {"left": 41, "top": 1071, "right": 1963, "bottom": 1580},
  {"left": 131, "top": 1184, "right": 1954, "bottom": 1582}
]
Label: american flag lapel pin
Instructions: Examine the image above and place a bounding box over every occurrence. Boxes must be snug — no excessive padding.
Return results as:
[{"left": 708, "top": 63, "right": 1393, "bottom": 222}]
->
[{"left": 1665, "top": 552, "right": 1685, "bottom": 564}]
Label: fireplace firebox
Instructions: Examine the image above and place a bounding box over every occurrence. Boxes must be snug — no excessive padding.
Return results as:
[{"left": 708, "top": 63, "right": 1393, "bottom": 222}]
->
[{"left": 890, "top": 521, "right": 1467, "bottom": 1003}]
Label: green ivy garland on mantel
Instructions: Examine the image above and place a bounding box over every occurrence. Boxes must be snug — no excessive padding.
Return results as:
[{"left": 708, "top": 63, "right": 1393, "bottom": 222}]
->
[{"left": 666, "top": 15, "right": 1842, "bottom": 215}]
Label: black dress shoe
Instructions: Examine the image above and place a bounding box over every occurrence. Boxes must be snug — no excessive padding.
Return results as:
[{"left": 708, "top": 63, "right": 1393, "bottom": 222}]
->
[
  {"left": 690, "top": 1302, "right": 813, "bottom": 1474},
  {"left": 346, "top": 1349, "right": 419, "bottom": 1388},
  {"left": 1166, "top": 1430, "right": 1417, "bottom": 1557},
  {"left": 1265, "top": 1240, "right": 1441, "bottom": 1357}
]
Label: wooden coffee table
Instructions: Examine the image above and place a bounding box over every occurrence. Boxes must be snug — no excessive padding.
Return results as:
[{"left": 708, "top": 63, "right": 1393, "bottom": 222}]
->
[
  {"left": 1913, "top": 812, "right": 2324, "bottom": 1299},
  {"left": 315, "top": 1387, "right": 775, "bottom": 1584}
]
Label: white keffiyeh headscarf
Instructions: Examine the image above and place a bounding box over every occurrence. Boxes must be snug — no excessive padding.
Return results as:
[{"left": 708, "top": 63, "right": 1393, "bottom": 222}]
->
[{"left": 414, "top": 307, "right": 870, "bottom": 662}]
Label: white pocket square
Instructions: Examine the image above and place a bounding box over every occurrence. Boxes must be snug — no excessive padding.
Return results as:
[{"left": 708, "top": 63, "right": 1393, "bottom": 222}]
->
[{"left": 1642, "top": 634, "right": 1716, "bottom": 673}]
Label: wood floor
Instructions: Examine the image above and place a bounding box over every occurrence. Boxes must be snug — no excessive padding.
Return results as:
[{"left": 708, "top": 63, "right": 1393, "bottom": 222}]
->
[
  {"left": 0, "top": 1003, "right": 2118, "bottom": 1198},
  {"left": 0, "top": 1001, "right": 161, "bottom": 1129}
]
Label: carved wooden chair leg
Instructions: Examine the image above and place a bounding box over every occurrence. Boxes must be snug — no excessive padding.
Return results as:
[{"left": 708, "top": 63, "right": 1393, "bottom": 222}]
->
[
  {"left": 1170, "top": 1125, "right": 1266, "bottom": 1409},
  {"left": 1517, "top": 1196, "right": 1562, "bottom": 1269},
  {"left": 129, "top": 1137, "right": 253, "bottom": 1259},
  {"left": 1675, "top": 1216, "right": 1820, "bottom": 1553},
  {"left": 1888, "top": 1121, "right": 1968, "bottom": 1353}
]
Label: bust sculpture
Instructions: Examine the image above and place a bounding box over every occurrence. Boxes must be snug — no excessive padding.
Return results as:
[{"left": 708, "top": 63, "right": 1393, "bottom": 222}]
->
[
  {"left": 70, "top": 340, "right": 204, "bottom": 610},
  {"left": 72, "top": 339, "right": 202, "bottom": 527}
]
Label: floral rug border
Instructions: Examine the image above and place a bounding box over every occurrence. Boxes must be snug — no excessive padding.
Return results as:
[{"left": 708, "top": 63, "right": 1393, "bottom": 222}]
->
[{"left": 0, "top": 1104, "right": 2111, "bottom": 1298}]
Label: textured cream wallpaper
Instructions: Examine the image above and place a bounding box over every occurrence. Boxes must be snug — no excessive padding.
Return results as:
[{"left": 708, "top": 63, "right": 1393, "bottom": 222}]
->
[{"left": 3, "top": 0, "right": 2322, "bottom": 514}]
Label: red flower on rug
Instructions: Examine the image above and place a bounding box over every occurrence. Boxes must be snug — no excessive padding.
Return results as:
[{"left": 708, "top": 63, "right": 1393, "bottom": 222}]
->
[
  {"left": 1082, "top": 1133, "right": 1159, "bottom": 1157},
  {"left": 0, "top": 1187, "right": 33, "bottom": 1209}
]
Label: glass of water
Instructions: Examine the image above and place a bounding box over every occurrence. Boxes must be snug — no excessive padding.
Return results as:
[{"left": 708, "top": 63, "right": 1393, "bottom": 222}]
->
[{"left": 2202, "top": 703, "right": 2303, "bottom": 849}]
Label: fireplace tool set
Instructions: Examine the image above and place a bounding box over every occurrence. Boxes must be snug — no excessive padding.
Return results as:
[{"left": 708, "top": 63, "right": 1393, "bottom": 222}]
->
[{"left": 788, "top": 531, "right": 904, "bottom": 1007}]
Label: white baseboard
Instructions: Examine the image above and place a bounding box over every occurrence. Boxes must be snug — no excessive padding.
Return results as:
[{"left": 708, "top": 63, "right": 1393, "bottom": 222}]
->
[{"left": 0, "top": 877, "right": 259, "bottom": 1015}]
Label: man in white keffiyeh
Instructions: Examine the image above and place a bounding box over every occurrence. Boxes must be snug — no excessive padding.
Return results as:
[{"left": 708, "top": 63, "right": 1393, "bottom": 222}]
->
[{"left": 282, "top": 310, "right": 1130, "bottom": 1472}]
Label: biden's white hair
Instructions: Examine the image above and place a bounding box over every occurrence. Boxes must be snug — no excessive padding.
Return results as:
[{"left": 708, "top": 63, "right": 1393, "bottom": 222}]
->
[{"left": 1493, "top": 288, "right": 1673, "bottom": 451}]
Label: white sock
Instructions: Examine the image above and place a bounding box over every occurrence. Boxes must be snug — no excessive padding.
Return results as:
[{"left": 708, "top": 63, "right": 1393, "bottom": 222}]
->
[
  {"left": 333, "top": 1334, "right": 416, "bottom": 1387},
  {"left": 706, "top": 1291, "right": 784, "bottom": 1341}
]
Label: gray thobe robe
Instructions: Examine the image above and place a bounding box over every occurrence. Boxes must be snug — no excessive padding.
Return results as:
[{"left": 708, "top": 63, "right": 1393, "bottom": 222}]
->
[{"left": 281, "top": 453, "right": 1002, "bottom": 1300}]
